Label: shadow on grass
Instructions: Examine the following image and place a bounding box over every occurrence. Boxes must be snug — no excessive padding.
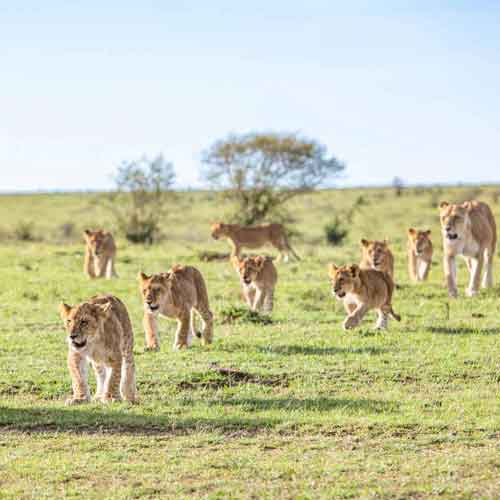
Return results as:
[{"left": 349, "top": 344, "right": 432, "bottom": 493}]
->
[
  {"left": 256, "top": 345, "right": 389, "bottom": 356},
  {"left": 428, "top": 326, "right": 500, "bottom": 336},
  {"left": 0, "top": 405, "right": 281, "bottom": 435}
]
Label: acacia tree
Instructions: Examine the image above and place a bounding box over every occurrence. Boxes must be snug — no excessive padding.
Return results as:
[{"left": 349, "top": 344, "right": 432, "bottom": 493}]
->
[
  {"left": 108, "top": 154, "right": 175, "bottom": 244},
  {"left": 201, "top": 132, "right": 345, "bottom": 224}
]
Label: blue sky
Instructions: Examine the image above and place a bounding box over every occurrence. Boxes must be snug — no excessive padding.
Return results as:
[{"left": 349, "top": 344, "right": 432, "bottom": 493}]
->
[{"left": 1, "top": 1, "right": 499, "bottom": 191}]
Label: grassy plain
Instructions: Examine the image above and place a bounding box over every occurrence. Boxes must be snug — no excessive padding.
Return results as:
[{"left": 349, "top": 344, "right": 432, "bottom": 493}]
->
[{"left": 0, "top": 186, "right": 499, "bottom": 498}]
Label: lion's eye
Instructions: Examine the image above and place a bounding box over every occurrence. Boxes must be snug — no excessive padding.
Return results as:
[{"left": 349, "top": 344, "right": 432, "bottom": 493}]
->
[{"left": 80, "top": 320, "right": 88, "bottom": 327}]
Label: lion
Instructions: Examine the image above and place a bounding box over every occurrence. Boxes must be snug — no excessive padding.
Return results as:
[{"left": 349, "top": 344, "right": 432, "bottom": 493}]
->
[
  {"left": 360, "top": 238, "right": 395, "bottom": 281},
  {"left": 328, "top": 263, "right": 401, "bottom": 330},
  {"left": 138, "top": 265, "right": 214, "bottom": 351},
  {"left": 210, "top": 222, "right": 300, "bottom": 263},
  {"left": 439, "top": 200, "right": 497, "bottom": 297},
  {"left": 407, "top": 229, "right": 433, "bottom": 281},
  {"left": 232, "top": 255, "right": 278, "bottom": 313},
  {"left": 83, "top": 229, "right": 117, "bottom": 279},
  {"left": 58, "top": 294, "right": 137, "bottom": 405}
]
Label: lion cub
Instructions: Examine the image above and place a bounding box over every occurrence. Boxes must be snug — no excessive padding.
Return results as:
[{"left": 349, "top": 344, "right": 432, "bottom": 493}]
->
[
  {"left": 360, "top": 239, "right": 395, "bottom": 281},
  {"left": 138, "top": 265, "right": 214, "bottom": 351},
  {"left": 407, "top": 229, "right": 433, "bottom": 281},
  {"left": 329, "top": 264, "right": 401, "bottom": 330},
  {"left": 58, "top": 294, "right": 137, "bottom": 405},
  {"left": 83, "top": 229, "right": 117, "bottom": 279},
  {"left": 232, "top": 255, "right": 278, "bottom": 313}
]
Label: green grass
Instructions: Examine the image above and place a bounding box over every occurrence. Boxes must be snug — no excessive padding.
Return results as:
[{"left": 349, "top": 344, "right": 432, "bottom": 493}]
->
[{"left": 0, "top": 186, "right": 499, "bottom": 498}]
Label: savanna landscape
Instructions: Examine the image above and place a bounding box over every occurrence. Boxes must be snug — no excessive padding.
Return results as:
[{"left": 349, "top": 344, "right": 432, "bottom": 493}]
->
[{"left": 0, "top": 185, "right": 498, "bottom": 499}]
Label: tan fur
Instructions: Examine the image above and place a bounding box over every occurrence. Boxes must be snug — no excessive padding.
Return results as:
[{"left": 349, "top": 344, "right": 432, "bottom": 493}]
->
[
  {"left": 439, "top": 200, "right": 497, "bottom": 297},
  {"left": 211, "top": 222, "right": 300, "bottom": 263},
  {"left": 407, "top": 229, "right": 433, "bottom": 282},
  {"left": 138, "top": 265, "right": 214, "bottom": 351},
  {"left": 83, "top": 229, "right": 117, "bottom": 279},
  {"left": 58, "top": 294, "right": 137, "bottom": 405},
  {"left": 360, "top": 239, "right": 395, "bottom": 281},
  {"left": 329, "top": 263, "right": 401, "bottom": 330},
  {"left": 232, "top": 255, "right": 278, "bottom": 313}
]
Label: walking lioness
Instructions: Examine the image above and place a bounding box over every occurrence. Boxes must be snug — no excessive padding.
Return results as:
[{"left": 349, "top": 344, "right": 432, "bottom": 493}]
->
[
  {"left": 83, "top": 229, "right": 117, "bottom": 279},
  {"left": 138, "top": 265, "right": 214, "bottom": 351},
  {"left": 232, "top": 255, "right": 278, "bottom": 313},
  {"left": 211, "top": 222, "right": 300, "bottom": 262},
  {"left": 439, "top": 200, "right": 497, "bottom": 297},
  {"left": 360, "top": 239, "right": 395, "bottom": 281},
  {"left": 329, "top": 263, "right": 401, "bottom": 330},
  {"left": 58, "top": 294, "right": 137, "bottom": 405}
]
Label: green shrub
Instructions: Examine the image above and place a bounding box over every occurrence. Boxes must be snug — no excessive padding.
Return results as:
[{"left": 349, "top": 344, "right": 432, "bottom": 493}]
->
[{"left": 324, "top": 217, "right": 348, "bottom": 245}]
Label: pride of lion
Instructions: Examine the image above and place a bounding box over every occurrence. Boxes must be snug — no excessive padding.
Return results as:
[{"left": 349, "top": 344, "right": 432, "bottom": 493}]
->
[{"left": 55, "top": 199, "right": 495, "bottom": 404}]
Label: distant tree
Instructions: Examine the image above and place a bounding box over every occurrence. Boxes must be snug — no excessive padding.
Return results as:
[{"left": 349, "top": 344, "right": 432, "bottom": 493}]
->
[
  {"left": 108, "top": 154, "right": 175, "bottom": 244},
  {"left": 201, "top": 132, "right": 345, "bottom": 225},
  {"left": 392, "top": 176, "right": 405, "bottom": 197}
]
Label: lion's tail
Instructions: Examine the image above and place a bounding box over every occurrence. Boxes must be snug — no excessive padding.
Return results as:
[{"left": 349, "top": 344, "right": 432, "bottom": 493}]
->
[
  {"left": 283, "top": 233, "right": 301, "bottom": 261},
  {"left": 389, "top": 307, "right": 401, "bottom": 322}
]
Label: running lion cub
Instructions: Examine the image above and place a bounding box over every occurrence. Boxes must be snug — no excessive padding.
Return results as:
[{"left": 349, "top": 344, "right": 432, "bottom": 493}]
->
[
  {"left": 328, "top": 264, "right": 401, "bottom": 330},
  {"left": 232, "top": 255, "right": 278, "bottom": 313},
  {"left": 58, "top": 294, "right": 138, "bottom": 405},
  {"left": 83, "top": 229, "right": 117, "bottom": 279},
  {"left": 138, "top": 265, "right": 214, "bottom": 351},
  {"left": 407, "top": 229, "right": 433, "bottom": 281},
  {"left": 360, "top": 238, "right": 395, "bottom": 281}
]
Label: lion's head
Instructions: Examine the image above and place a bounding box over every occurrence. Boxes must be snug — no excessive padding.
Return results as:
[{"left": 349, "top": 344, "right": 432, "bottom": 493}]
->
[
  {"left": 138, "top": 272, "right": 174, "bottom": 314},
  {"left": 84, "top": 229, "right": 107, "bottom": 256},
  {"left": 59, "top": 301, "right": 111, "bottom": 351},
  {"left": 328, "top": 264, "right": 360, "bottom": 299},
  {"left": 210, "top": 222, "right": 230, "bottom": 240},
  {"left": 439, "top": 202, "right": 470, "bottom": 242},
  {"left": 361, "top": 239, "right": 389, "bottom": 271},
  {"left": 407, "top": 228, "right": 432, "bottom": 255},
  {"left": 232, "top": 255, "right": 266, "bottom": 284}
]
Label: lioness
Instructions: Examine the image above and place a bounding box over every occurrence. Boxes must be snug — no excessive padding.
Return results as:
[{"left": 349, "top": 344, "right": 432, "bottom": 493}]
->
[
  {"left": 360, "top": 238, "right": 395, "bottom": 281},
  {"left": 138, "top": 265, "right": 214, "bottom": 351},
  {"left": 58, "top": 294, "right": 137, "bottom": 405},
  {"left": 439, "top": 200, "right": 497, "bottom": 297},
  {"left": 83, "top": 229, "right": 117, "bottom": 279},
  {"left": 329, "top": 263, "right": 401, "bottom": 330},
  {"left": 232, "top": 255, "right": 278, "bottom": 313},
  {"left": 407, "top": 229, "right": 433, "bottom": 281},
  {"left": 211, "top": 222, "right": 300, "bottom": 263}
]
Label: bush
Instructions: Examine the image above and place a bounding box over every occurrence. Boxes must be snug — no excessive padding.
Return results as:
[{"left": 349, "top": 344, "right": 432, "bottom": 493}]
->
[
  {"left": 324, "top": 217, "right": 348, "bottom": 246},
  {"left": 13, "top": 221, "right": 36, "bottom": 241}
]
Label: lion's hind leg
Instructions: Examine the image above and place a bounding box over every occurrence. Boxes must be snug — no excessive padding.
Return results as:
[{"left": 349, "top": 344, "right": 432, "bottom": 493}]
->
[
  {"left": 194, "top": 305, "right": 213, "bottom": 346},
  {"left": 482, "top": 246, "right": 494, "bottom": 288},
  {"left": 120, "top": 352, "right": 138, "bottom": 403}
]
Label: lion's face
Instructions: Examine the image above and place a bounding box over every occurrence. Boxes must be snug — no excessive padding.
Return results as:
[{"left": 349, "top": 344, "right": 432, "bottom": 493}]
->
[
  {"left": 361, "top": 239, "right": 388, "bottom": 270},
  {"left": 408, "top": 229, "right": 432, "bottom": 255},
  {"left": 211, "top": 223, "right": 228, "bottom": 240},
  {"left": 233, "top": 256, "right": 265, "bottom": 284},
  {"left": 84, "top": 230, "right": 106, "bottom": 256},
  {"left": 138, "top": 273, "right": 170, "bottom": 314},
  {"left": 328, "top": 264, "right": 359, "bottom": 299},
  {"left": 59, "top": 302, "right": 108, "bottom": 351},
  {"left": 439, "top": 202, "right": 468, "bottom": 241}
]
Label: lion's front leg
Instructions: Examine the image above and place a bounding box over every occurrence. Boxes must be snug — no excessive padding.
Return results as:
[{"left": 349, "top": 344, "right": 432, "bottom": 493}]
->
[
  {"left": 252, "top": 288, "right": 264, "bottom": 312},
  {"left": 443, "top": 254, "right": 458, "bottom": 298},
  {"left": 92, "top": 362, "right": 106, "bottom": 401},
  {"left": 66, "top": 351, "right": 90, "bottom": 405},
  {"left": 243, "top": 285, "right": 255, "bottom": 309},
  {"left": 466, "top": 255, "right": 483, "bottom": 297},
  {"left": 173, "top": 311, "right": 191, "bottom": 350},
  {"left": 408, "top": 251, "right": 417, "bottom": 281},
  {"left": 419, "top": 259, "right": 431, "bottom": 281},
  {"left": 84, "top": 248, "right": 95, "bottom": 278},
  {"left": 143, "top": 312, "right": 160, "bottom": 351},
  {"left": 105, "top": 257, "right": 118, "bottom": 279},
  {"left": 101, "top": 359, "right": 122, "bottom": 402},
  {"left": 343, "top": 304, "right": 368, "bottom": 330}
]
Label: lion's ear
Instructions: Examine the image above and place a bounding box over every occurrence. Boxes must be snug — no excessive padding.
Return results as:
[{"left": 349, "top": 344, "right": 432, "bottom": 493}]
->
[
  {"left": 97, "top": 302, "right": 112, "bottom": 318},
  {"left": 408, "top": 228, "right": 416, "bottom": 236},
  {"left": 349, "top": 265, "right": 360, "bottom": 278},
  {"left": 361, "top": 239, "right": 369, "bottom": 247},
  {"left": 138, "top": 272, "right": 150, "bottom": 281},
  {"left": 439, "top": 201, "right": 449, "bottom": 211},
  {"left": 383, "top": 238, "right": 390, "bottom": 246},
  {"left": 254, "top": 256, "right": 266, "bottom": 270},
  {"left": 59, "top": 303, "right": 72, "bottom": 319},
  {"left": 425, "top": 229, "right": 431, "bottom": 236},
  {"left": 328, "top": 263, "right": 338, "bottom": 277},
  {"left": 83, "top": 229, "right": 91, "bottom": 239}
]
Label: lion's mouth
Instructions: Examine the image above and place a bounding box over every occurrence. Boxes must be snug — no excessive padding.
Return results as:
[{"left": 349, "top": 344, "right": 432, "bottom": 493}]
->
[
  {"left": 243, "top": 278, "right": 252, "bottom": 285},
  {"left": 72, "top": 339, "right": 87, "bottom": 349},
  {"left": 147, "top": 304, "right": 159, "bottom": 312},
  {"left": 447, "top": 233, "right": 458, "bottom": 240},
  {"left": 336, "top": 291, "right": 346, "bottom": 298},
  {"left": 212, "top": 235, "right": 219, "bottom": 240}
]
